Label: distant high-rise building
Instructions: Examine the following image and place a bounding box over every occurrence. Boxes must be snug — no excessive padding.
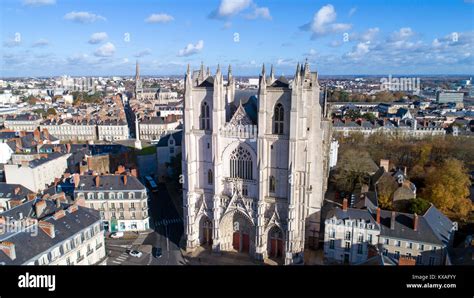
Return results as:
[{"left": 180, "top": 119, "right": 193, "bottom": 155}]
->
[
  {"left": 436, "top": 90, "right": 464, "bottom": 103},
  {"left": 182, "top": 61, "right": 332, "bottom": 264}
]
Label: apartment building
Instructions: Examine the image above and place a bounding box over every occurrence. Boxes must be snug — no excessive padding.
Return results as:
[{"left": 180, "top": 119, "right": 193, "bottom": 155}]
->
[
  {"left": 3, "top": 114, "right": 42, "bottom": 132},
  {"left": 73, "top": 174, "right": 149, "bottom": 232},
  {"left": 0, "top": 195, "right": 106, "bottom": 265},
  {"left": 97, "top": 119, "right": 129, "bottom": 141},
  {"left": 324, "top": 199, "right": 454, "bottom": 265},
  {"left": 4, "top": 152, "right": 71, "bottom": 192}
]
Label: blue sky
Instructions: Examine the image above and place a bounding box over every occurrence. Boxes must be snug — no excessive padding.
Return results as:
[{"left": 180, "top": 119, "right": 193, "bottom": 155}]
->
[{"left": 1, "top": 0, "right": 473, "bottom": 77}]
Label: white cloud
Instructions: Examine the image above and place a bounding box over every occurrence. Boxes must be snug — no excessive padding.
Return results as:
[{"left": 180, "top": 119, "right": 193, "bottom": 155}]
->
[
  {"left": 88, "top": 32, "right": 108, "bottom": 44},
  {"left": 390, "top": 27, "right": 414, "bottom": 41},
  {"left": 94, "top": 42, "right": 115, "bottom": 57},
  {"left": 301, "top": 5, "right": 351, "bottom": 39},
  {"left": 3, "top": 38, "right": 21, "bottom": 48},
  {"left": 178, "top": 40, "right": 204, "bottom": 57},
  {"left": 360, "top": 27, "right": 379, "bottom": 42},
  {"left": 135, "top": 49, "right": 152, "bottom": 57},
  {"left": 64, "top": 11, "right": 106, "bottom": 24},
  {"left": 32, "top": 38, "right": 49, "bottom": 47},
  {"left": 22, "top": 0, "right": 55, "bottom": 7},
  {"left": 145, "top": 13, "right": 174, "bottom": 23},
  {"left": 245, "top": 6, "right": 271, "bottom": 20},
  {"left": 346, "top": 42, "right": 370, "bottom": 59},
  {"left": 348, "top": 7, "right": 357, "bottom": 17},
  {"left": 217, "top": 0, "right": 252, "bottom": 17}
]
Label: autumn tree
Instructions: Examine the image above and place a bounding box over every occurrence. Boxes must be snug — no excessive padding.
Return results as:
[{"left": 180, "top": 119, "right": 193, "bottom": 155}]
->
[
  {"left": 376, "top": 175, "right": 399, "bottom": 209},
  {"left": 332, "top": 149, "right": 379, "bottom": 193},
  {"left": 421, "top": 158, "right": 472, "bottom": 219}
]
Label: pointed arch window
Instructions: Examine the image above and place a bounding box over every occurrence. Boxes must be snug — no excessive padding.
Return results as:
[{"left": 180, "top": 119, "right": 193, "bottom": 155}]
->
[
  {"left": 207, "top": 169, "right": 213, "bottom": 185},
  {"left": 269, "top": 176, "right": 276, "bottom": 193},
  {"left": 200, "top": 102, "right": 210, "bottom": 130},
  {"left": 273, "top": 103, "right": 284, "bottom": 134},
  {"left": 230, "top": 146, "right": 253, "bottom": 180}
]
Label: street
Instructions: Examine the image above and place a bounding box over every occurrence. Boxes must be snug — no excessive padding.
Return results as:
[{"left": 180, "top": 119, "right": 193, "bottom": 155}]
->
[
  {"left": 106, "top": 182, "right": 186, "bottom": 265},
  {"left": 144, "top": 182, "right": 186, "bottom": 265}
]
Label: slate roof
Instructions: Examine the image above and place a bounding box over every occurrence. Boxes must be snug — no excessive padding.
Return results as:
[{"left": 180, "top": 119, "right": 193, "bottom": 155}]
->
[
  {"left": 157, "top": 130, "right": 183, "bottom": 147},
  {"left": 74, "top": 174, "right": 146, "bottom": 192},
  {"left": 0, "top": 199, "right": 101, "bottom": 265},
  {"left": 0, "top": 183, "right": 33, "bottom": 200},
  {"left": 326, "top": 205, "right": 452, "bottom": 246},
  {"left": 27, "top": 152, "right": 69, "bottom": 168}
]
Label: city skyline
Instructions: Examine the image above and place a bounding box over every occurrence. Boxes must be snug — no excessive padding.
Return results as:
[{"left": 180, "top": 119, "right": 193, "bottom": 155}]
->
[{"left": 1, "top": 0, "right": 474, "bottom": 77}]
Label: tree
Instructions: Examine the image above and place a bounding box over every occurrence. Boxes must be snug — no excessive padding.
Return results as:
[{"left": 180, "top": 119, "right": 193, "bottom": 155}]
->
[
  {"left": 421, "top": 158, "right": 471, "bottom": 218},
  {"left": 46, "top": 108, "right": 57, "bottom": 115},
  {"left": 376, "top": 175, "right": 399, "bottom": 209},
  {"left": 332, "top": 149, "right": 378, "bottom": 192},
  {"left": 362, "top": 112, "right": 376, "bottom": 122},
  {"left": 408, "top": 198, "right": 431, "bottom": 214}
]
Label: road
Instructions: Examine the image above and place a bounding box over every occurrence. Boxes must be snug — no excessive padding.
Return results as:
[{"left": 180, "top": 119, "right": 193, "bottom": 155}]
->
[{"left": 144, "top": 182, "right": 186, "bottom": 265}]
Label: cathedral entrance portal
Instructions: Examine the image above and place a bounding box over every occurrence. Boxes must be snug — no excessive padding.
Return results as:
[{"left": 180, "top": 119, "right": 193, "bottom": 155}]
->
[
  {"left": 199, "top": 216, "right": 213, "bottom": 246},
  {"left": 268, "top": 226, "right": 284, "bottom": 259},
  {"left": 220, "top": 210, "right": 255, "bottom": 255}
]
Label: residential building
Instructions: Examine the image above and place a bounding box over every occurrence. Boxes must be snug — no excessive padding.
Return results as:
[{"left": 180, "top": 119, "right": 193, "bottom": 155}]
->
[
  {"left": 97, "top": 119, "right": 129, "bottom": 141},
  {"left": 324, "top": 199, "right": 454, "bottom": 265},
  {"left": 4, "top": 152, "right": 71, "bottom": 192},
  {"left": 0, "top": 183, "right": 34, "bottom": 212},
  {"left": 156, "top": 130, "right": 182, "bottom": 179},
  {"left": 40, "top": 118, "right": 97, "bottom": 141},
  {"left": 4, "top": 114, "right": 42, "bottom": 132},
  {"left": 73, "top": 174, "right": 150, "bottom": 232},
  {"left": 0, "top": 196, "right": 106, "bottom": 265}
]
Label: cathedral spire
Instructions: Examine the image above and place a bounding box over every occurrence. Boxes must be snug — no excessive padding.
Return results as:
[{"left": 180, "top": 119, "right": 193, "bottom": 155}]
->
[
  {"left": 261, "top": 63, "right": 266, "bottom": 76},
  {"left": 135, "top": 60, "right": 140, "bottom": 81},
  {"left": 216, "top": 63, "right": 221, "bottom": 74},
  {"left": 295, "top": 62, "right": 301, "bottom": 81},
  {"left": 206, "top": 66, "right": 211, "bottom": 77},
  {"left": 186, "top": 63, "right": 190, "bottom": 75},
  {"left": 269, "top": 64, "right": 275, "bottom": 83},
  {"left": 304, "top": 58, "right": 310, "bottom": 76}
]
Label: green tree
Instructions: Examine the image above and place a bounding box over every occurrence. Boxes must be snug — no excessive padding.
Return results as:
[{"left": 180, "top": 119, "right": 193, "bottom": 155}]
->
[{"left": 408, "top": 198, "right": 431, "bottom": 214}]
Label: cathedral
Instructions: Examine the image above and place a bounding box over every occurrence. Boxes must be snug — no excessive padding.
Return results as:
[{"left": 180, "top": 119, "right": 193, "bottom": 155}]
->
[{"left": 182, "top": 61, "right": 331, "bottom": 264}]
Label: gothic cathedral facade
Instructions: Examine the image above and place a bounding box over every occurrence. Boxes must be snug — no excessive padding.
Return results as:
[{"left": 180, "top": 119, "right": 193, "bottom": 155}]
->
[{"left": 182, "top": 62, "right": 331, "bottom": 264}]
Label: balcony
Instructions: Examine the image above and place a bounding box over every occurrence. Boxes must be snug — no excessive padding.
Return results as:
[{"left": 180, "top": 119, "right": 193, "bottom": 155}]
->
[{"left": 77, "top": 255, "right": 84, "bottom": 263}]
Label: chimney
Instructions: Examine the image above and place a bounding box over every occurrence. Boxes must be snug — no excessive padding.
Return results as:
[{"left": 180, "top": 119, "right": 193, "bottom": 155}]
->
[
  {"left": 404, "top": 166, "right": 407, "bottom": 176},
  {"left": 399, "top": 256, "right": 416, "bottom": 266},
  {"left": 35, "top": 200, "right": 47, "bottom": 218},
  {"left": 19, "top": 131, "right": 26, "bottom": 137},
  {"left": 73, "top": 173, "right": 80, "bottom": 188},
  {"left": 342, "top": 198, "right": 348, "bottom": 211},
  {"left": 390, "top": 211, "right": 396, "bottom": 230},
  {"left": 53, "top": 210, "right": 66, "bottom": 220},
  {"left": 0, "top": 241, "right": 16, "bottom": 260},
  {"left": 75, "top": 197, "right": 86, "bottom": 207},
  {"left": 380, "top": 159, "right": 390, "bottom": 172},
  {"left": 14, "top": 187, "right": 21, "bottom": 195},
  {"left": 413, "top": 213, "right": 419, "bottom": 231},
  {"left": 123, "top": 175, "right": 128, "bottom": 185},
  {"left": 66, "top": 143, "right": 71, "bottom": 153},
  {"left": 27, "top": 193, "right": 36, "bottom": 201},
  {"left": 376, "top": 207, "right": 381, "bottom": 224},
  {"left": 39, "top": 221, "right": 55, "bottom": 238},
  {"left": 131, "top": 168, "right": 138, "bottom": 177},
  {"left": 42, "top": 128, "right": 49, "bottom": 140},
  {"left": 117, "top": 165, "right": 125, "bottom": 174},
  {"left": 95, "top": 175, "right": 100, "bottom": 187},
  {"left": 68, "top": 204, "right": 79, "bottom": 213}
]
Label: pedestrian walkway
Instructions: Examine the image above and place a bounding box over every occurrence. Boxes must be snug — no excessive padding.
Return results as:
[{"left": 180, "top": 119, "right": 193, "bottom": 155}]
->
[
  {"left": 111, "top": 251, "right": 129, "bottom": 265},
  {"left": 185, "top": 246, "right": 262, "bottom": 265}
]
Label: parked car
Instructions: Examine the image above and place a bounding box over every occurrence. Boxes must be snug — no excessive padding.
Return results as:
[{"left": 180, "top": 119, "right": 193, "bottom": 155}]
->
[
  {"left": 152, "top": 247, "right": 162, "bottom": 258},
  {"left": 127, "top": 250, "right": 143, "bottom": 258},
  {"left": 110, "top": 232, "right": 124, "bottom": 239}
]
